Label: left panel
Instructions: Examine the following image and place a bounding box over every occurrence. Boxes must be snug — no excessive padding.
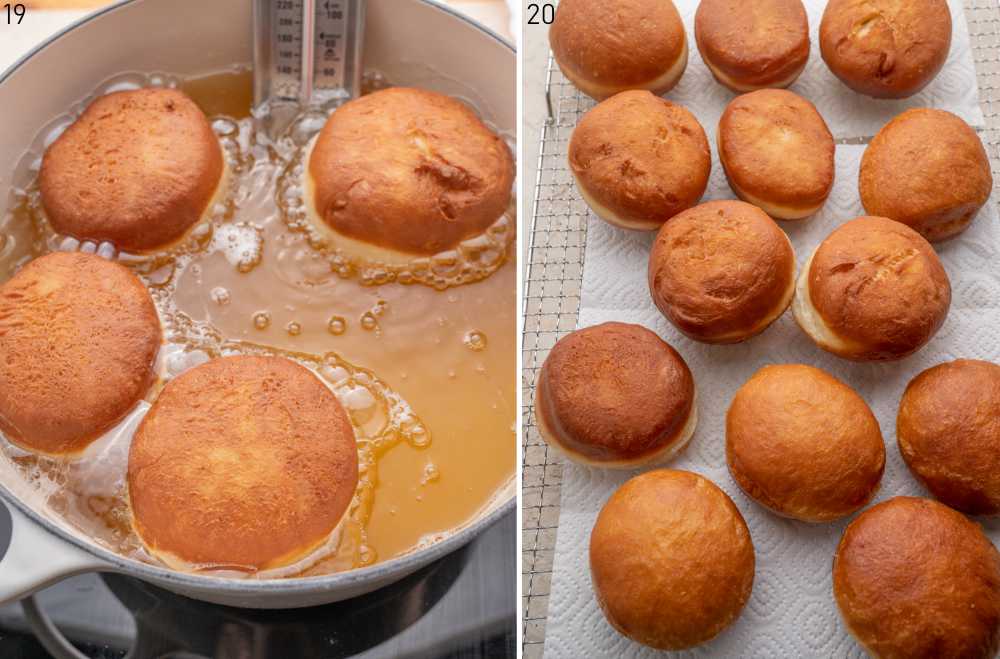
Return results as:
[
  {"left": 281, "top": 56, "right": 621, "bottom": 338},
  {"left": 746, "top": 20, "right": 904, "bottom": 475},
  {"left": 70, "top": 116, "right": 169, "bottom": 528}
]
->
[{"left": 0, "top": 0, "right": 518, "bottom": 656}]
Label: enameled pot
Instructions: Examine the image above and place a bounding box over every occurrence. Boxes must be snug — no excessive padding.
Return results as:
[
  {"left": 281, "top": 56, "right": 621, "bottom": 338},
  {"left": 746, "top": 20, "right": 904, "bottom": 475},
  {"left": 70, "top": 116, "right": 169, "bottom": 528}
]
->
[{"left": 0, "top": 0, "right": 515, "bottom": 610}]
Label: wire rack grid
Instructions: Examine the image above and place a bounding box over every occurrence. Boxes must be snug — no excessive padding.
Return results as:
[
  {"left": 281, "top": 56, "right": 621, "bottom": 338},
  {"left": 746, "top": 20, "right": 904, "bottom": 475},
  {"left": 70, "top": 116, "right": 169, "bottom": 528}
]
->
[{"left": 520, "top": 2, "right": 1000, "bottom": 657}]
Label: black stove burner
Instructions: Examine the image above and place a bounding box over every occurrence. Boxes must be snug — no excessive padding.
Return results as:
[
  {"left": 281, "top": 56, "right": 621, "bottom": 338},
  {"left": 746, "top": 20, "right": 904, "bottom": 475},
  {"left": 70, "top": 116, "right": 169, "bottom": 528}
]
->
[{"left": 0, "top": 512, "right": 515, "bottom": 659}]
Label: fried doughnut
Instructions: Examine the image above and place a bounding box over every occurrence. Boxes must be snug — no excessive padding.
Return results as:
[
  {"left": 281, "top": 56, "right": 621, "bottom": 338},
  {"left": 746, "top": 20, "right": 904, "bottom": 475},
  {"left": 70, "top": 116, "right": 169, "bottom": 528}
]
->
[
  {"left": 897, "top": 359, "right": 1000, "bottom": 515},
  {"left": 718, "top": 89, "right": 835, "bottom": 220},
  {"left": 695, "top": 0, "right": 810, "bottom": 92},
  {"left": 590, "top": 469, "right": 755, "bottom": 650},
  {"left": 569, "top": 91, "right": 710, "bottom": 230},
  {"left": 0, "top": 252, "right": 160, "bottom": 455},
  {"left": 550, "top": 0, "right": 688, "bottom": 100},
  {"left": 834, "top": 497, "right": 1000, "bottom": 658},
  {"left": 648, "top": 200, "right": 796, "bottom": 343},
  {"left": 40, "top": 88, "right": 225, "bottom": 253},
  {"left": 727, "top": 364, "right": 885, "bottom": 522},
  {"left": 793, "top": 216, "right": 951, "bottom": 361},
  {"left": 304, "top": 87, "right": 514, "bottom": 263},
  {"left": 820, "top": 0, "right": 952, "bottom": 99},
  {"left": 535, "top": 322, "right": 696, "bottom": 468},
  {"left": 128, "top": 355, "right": 359, "bottom": 572},
  {"left": 860, "top": 109, "right": 992, "bottom": 242}
]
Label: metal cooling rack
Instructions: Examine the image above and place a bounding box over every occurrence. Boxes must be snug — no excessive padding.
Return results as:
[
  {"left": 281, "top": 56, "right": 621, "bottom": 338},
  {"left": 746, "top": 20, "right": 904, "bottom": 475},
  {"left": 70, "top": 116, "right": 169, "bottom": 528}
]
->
[{"left": 521, "top": 2, "right": 1000, "bottom": 656}]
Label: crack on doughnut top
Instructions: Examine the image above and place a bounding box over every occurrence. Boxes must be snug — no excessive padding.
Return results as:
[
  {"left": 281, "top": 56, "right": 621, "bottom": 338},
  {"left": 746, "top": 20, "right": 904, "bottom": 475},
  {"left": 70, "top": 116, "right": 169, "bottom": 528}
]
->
[
  {"left": 39, "top": 88, "right": 224, "bottom": 252},
  {"left": 308, "top": 87, "right": 514, "bottom": 255}
]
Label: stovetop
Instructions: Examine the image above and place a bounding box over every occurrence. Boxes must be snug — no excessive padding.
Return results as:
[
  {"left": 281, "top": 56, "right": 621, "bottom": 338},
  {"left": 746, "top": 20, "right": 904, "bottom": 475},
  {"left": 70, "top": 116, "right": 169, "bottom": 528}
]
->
[{"left": 0, "top": 511, "right": 514, "bottom": 659}]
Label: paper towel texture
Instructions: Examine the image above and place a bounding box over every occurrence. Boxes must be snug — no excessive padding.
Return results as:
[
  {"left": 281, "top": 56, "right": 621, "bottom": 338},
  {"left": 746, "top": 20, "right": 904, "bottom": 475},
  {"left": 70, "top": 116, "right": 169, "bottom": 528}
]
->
[
  {"left": 643, "top": 0, "right": 984, "bottom": 139},
  {"left": 543, "top": 141, "right": 1000, "bottom": 657}
]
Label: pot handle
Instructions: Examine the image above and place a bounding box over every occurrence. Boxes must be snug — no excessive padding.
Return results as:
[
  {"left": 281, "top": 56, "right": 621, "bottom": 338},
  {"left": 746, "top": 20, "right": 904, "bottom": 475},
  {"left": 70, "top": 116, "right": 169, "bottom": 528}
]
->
[{"left": 0, "top": 501, "right": 110, "bottom": 605}]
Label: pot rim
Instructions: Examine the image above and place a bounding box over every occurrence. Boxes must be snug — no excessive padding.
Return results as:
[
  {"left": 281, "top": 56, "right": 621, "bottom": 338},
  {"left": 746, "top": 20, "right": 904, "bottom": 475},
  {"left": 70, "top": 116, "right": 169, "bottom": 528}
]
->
[
  {"left": 0, "top": 0, "right": 515, "bottom": 88},
  {"left": 0, "top": 0, "right": 516, "bottom": 594}
]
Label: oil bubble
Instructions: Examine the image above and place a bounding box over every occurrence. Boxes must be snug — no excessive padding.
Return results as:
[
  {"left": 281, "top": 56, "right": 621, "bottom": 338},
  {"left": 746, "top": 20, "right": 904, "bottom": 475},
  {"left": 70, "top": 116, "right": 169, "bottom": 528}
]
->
[
  {"left": 252, "top": 311, "right": 271, "bottom": 330},
  {"left": 58, "top": 236, "right": 79, "bottom": 252},
  {"left": 358, "top": 545, "right": 376, "bottom": 566},
  {"left": 165, "top": 348, "right": 211, "bottom": 376},
  {"left": 360, "top": 312, "right": 378, "bottom": 331},
  {"left": 340, "top": 385, "right": 377, "bottom": 425},
  {"left": 327, "top": 316, "right": 347, "bottom": 335},
  {"left": 212, "top": 222, "right": 263, "bottom": 273},
  {"left": 210, "top": 287, "right": 231, "bottom": 306},
  {"left": 285, "top": 321, "right": 302, "bottom": 336},
  {"left": 318, "top": 364, "right": 350, "bottom": 386},
  {"left": 96, "top": 242, "right": 117, "bottom": 259},
  {"left": 464, "top": 330, "right": 487, "bottom": 351},
  {"left": 407, "top": 424, "right": 430, "bottom": 449},
  {"left": 420, "top": 462, "right": 440, "bottom": 485},
  {"left": 287, "top": 111, "right": 328, "bottom": 146}
]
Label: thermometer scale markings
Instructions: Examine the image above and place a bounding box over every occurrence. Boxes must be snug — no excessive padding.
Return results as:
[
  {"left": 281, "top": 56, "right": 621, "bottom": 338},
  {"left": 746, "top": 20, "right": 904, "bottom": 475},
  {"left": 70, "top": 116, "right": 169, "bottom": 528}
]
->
[{"left": 268, "top": 0, "right": 352, "bottom": 103}]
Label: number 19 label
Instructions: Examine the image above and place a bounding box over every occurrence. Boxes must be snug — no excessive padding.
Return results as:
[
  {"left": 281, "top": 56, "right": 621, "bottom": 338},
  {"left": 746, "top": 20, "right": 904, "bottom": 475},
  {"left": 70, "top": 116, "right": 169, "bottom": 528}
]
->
[{"left": 5, "top": 3, "right": 24, "bottom": 24}]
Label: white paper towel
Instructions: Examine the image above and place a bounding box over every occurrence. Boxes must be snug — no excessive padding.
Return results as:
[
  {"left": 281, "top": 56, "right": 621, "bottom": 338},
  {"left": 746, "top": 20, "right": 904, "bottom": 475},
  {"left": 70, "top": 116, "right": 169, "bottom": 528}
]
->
[
  {"left": 543, "top": 142, "right": 1000, "bottom": 657},
  {"left": 641, "top": 0, "right": 984, "bottom": 139}
]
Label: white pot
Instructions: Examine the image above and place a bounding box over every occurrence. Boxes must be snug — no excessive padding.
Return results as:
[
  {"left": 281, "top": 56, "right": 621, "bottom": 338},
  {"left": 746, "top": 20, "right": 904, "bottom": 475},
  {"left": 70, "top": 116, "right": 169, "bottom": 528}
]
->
[{"left": 0, "top": 0, "right": 515, "bottom": 610}]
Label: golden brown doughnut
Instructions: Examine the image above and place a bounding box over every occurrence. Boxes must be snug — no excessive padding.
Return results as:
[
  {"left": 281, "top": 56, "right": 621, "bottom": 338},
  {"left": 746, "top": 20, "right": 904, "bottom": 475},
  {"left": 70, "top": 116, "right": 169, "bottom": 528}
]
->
[
  {"left": 718, "top": 89, "right": 835, "bottom": 220},
  {"left": 726, "top": 364, "right": 885, "bottom": 522},
  {"left": 305, "top": 87, "right": 513, "bottom": 263},
  {"left": 128, "top": 355, "right": 359, "bottom": 572},
  {"left": 0, "top": 252, "right": 160, "bottom": 456},
  {"left": 647, "top": 200, "right": 796, "bottom": 343},
  {"left": 39, "top": 88, "right": 225, "bottom": 253},
  {"left": 695, "top": 0, "right": 810, "bottom": 92},
  {"left": 569, "top": 91, "right": 711, "bottom": 231},
  {"left": 834, "top": 497, "right": 1000, "bottom": 659},
  {"left": 793, "top": 216, "right": 951, "bottom": 361},
  {"left": 550, "top": 0, "right": 688, "bottom": 100},
  {"left": 860, "top": 109, "right": 992, "bottom": 242},
  {"left": 535, "top": 322, "right": 696, "bottom": 468},
  {"left": 590, "top": 469, "right": 755, "bottom": 650},
  {"left": 897, "top": 359, "right": 1000, "bottom": 516},
  {"left": 819, "top": 0, "right": 952, "bottom": 99}
]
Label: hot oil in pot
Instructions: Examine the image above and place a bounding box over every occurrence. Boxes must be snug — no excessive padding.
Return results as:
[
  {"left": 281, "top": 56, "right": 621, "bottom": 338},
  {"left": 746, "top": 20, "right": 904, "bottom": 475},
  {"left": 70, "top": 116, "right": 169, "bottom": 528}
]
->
[{"left": 0, "top": 69, "right": 516, "bottom": 577}]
